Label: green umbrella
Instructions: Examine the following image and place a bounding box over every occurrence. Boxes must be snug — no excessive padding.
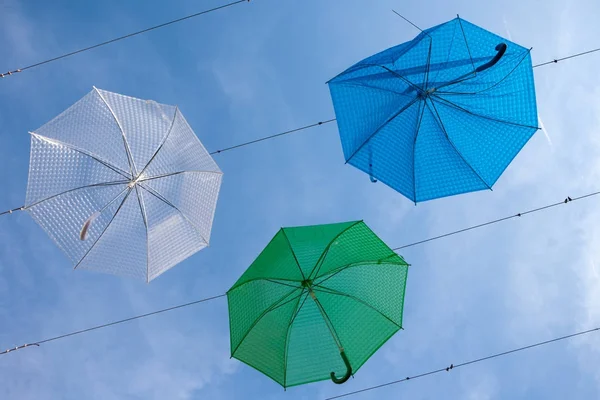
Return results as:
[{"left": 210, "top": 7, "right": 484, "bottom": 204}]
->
[{"left": 227, "top": 220, "right": 409, "bottom": 388}]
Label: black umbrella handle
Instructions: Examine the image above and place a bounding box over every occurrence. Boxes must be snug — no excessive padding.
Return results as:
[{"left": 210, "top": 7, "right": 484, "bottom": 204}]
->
[
  {"left": 330, "top": 350, "right": 352, "bottom": 384},
  {"left": 433, "top": 42, "right": 508, "bottom": 92},
  {"left": 475, "top": 43, "right": 507, "bottom": 73}
]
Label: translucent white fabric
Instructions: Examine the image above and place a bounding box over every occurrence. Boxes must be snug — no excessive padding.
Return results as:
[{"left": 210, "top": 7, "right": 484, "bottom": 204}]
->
[{"left": 25, "top": 87, "right": 222, "bottom": 282}]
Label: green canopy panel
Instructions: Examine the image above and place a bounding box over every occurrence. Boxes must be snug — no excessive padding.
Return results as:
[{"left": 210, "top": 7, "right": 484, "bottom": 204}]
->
[{"left": 227, "top": 220, "right": 410, "bottom": 388}]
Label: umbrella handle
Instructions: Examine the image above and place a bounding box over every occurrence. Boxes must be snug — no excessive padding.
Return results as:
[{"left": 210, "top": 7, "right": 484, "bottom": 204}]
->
[
  {"left": 369, "top": 175, "right": 378, "bottom": 183},
  {"left": 330, "top": 350, "right": 352, "bottom": 384},
  {"left": 475, "top": 43, "right": 507, "bottom": 73}
]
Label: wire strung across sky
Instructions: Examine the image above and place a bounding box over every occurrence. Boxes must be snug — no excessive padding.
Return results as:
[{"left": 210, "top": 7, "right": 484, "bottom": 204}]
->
[
  {"left": 0, "top": 0, "right": 248, "bottom": 78},
  {"left": 2, "top": 188, "right": 598, "bottom": 356},
  {"left": 324, "top": 326, "right": 600, "bottom": 399}
]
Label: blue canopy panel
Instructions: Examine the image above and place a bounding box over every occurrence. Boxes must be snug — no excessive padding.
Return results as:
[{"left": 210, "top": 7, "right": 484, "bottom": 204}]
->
[{"left": 328, "top": 17, "right": 538, "bottom": 203}]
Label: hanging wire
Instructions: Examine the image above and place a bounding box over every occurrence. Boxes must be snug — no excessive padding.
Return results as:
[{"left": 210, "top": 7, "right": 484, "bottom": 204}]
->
[
  {"left": 0, "top": 294, "right": 226, "bottom": 355},
  {"left": 209, "top": 119, "right": 336, "bottom": 154},
  {"left": 394, "top": 193, "right": 592, "bottom": 250},
  {"left": 0, "top": 0, "right": 248, "bottom": 78},
  {"left": 1, "top": 189, "right": 598, "bottom": 355},
  {"left": 533, "top": 47, "right": 600, "bottom": 68},
  {"left": 325, "top": 326, "right": 600, "bottom": 399},
  {"left": 0, "top": 207, "right": 24, "bottom": 217}
]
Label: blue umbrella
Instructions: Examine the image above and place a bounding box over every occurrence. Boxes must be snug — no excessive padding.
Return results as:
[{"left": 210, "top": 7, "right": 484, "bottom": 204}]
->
[{"left": 327, "top": 17, "right": 539, "bottom": 203}]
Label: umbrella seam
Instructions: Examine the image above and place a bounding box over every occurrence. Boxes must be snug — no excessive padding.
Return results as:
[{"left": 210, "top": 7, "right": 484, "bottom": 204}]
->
[
  {"left": 335, "top": 81, "right": 416, "bottom": 98},
  {"left": 456, "top": 16, "right": 476, "bottom": 73},
  {"left": 133, "top": 185, "right": 150, "bottom": 283},
  {"left": 429, "top": 20, "right": 459, "bottom": 86},
  {"left": 230, "top": 288, "right": 301, "bottom": 358},
  {"left": 307, "top": 221, "right": 364, "bottom": 280},
  {"left": 282, "top": 291, "right": 309, "bottom": 388},
  {"left": 94, "top": 87, "right": 138, "bottom": 177},
  {"left": 314, "top": 259, "right": 409, "bottom": 288},
  {"left": 424, "top": 100, "right": 492, "bottom": 189},
  {"left": 174, "top": 106, "right": 222, "bottom": 173},
  {"left": 29, "top": 133, "right": 131, "bottom": 180},
  {"left": 136, "top": 106, "right": 179, "bottom": 179},
  {"left": 441, "top": 48, "right": 532, "bottom": 95},
  {"left": 265, "top": 279, "right": 303, "bottom": 290},
  {"left": 412, "top": 100, "right": 428, "bottom": 203},
  {"left": 137, "top": 183, "right": 209, "bottom": 245},
  {"left": 326, "top": 32, "right": 426, "bottom": 84},
  {"left": 423, "top": 38, "right": 433, "bottom": 91},
  {"left": 313, "top": 285, "right": 404, "bottom": 329},
  {"left": 74, "top": 187, "right": 133, "bottom": 270},
  {"left": 345, "top": 97, "right": 420, "bottom": 165},
  {"left": 330, "top": 56, "right": 490, "bottom": 85},
  {"left": 281, "top": 228, "right": 307, "bottom": 281},
  {"left": 431, "top": 94, "right": 539, "bottom": 130},
  {"left": 24, "top": 180, "right": 129, "bottom": 210},
  {"left": 227, "top": 277, "right": 306, "bottom": 294},
  {"left": 308, "top": 290, "right": 346, "bottom": 356},
  {"left": 138, "top": 170, "right": 223, "bottom": 183}
]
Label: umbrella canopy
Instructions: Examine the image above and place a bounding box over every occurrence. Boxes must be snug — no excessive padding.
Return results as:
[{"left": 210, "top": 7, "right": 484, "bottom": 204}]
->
[
  {"left": 328, "top": 17, "right": 539, "bottom": 203},
  {"left": 227, "top": 221, "right": 409, "bottom": 388},
  {"left": 24, "top": 87, "right": 222, "bottom": 282}
]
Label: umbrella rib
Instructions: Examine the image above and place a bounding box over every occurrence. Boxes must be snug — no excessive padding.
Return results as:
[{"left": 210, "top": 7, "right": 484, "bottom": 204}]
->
[
  {"left": 313, "top": 285, "right": 402, "bottom": 329},
  {"left": 308, "top": 291, "right": 345, "bottom": 351},
  {"left": 345, "top": 97, "right": 420, "bottom": 165},
  {"left": 326, "top": 35, "right": 426, "bottom": 84},
  {"left": 137, "top": 106, "right": 179, "bottom": 178},
  {"left": 281, "top": 228, "right": 307, "bottom": 281},
  {"left": 472, "top": 49, "right": 532, "bottom": 94},
  {"left": 331, "top": 57, "right": 487, "bottom": 86},
  {"left": 139, "top": 170, "right": 223, "bottom": 183},
  {"left": 425, "top": 100, "right": 492, "bottom": 189},
  {"left": 412, "top": 101, "right": 428, "bottom": 203},
  {"left": 339, "top": 81, "right": 417, "bottom": 99},
  {"left": 441, "top": 49, "right": 532, "bottom": 95},
  {"left": 30, "top": 133, "right": 131, "bottom": 179},
  {"left": 429, "top": 20, "right": 458, "bottom": 86},
  {"left": 265, "top": 279, "right": 303, "bottom": 290},
  {"left": 137, "top": 183, "right": 209, "bottom": 245},
  {"left": 133, "top": 185, "right": 150, "bottom": 283},
  {"left": 74, "top": 187, "right": 133, "bottom": 270},
  {"left": 431, "top": 94, "right": 539, "bottom": 130},
  {"left": 330, "top": 55, "right": 492, "bottom": 84},
  {"left": 283, "top": 292, "right": 309, "bottom": 388},
  {"left": 456, "top": 16, "right": 475, "bottom": 72},
  {"left": 314, "top": 258, "right": 408, "bottom": 288},
  {"left": 231, "top": 288, "right": 302, "bottom": 357},
  {"left": 94, "top": 87, "right": 138, "bottom": 177},
  {"left": 307, "top": 221, "right": 363, "bottom": 280},
  {"left": 370, "top": 64, "right": 423, "bottom": 94},
  {"left": 228, "top": 276, "right": 304, "bottom": 293},
  {"left": 25, "top": 180, "right": 129, "bottom": 210},
  {"left": 423, "top": 38, "right": 433, "bottom": 90}
]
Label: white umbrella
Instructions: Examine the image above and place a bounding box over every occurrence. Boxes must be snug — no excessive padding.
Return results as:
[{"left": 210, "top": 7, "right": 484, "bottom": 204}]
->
[{"left": 22, "top": 87, "right": 222, "bottom": 282}]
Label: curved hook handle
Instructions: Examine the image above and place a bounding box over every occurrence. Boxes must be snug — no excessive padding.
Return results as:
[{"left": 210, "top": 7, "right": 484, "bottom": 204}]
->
[
  {"left": 369, "top": 175, "right": 378, "bottom": 183},
  {"left": 330, "top": 350, "right": 352, "bottom": 384},
  {"left": 475, "top": 43, "right": 508, "bottom": 73}
]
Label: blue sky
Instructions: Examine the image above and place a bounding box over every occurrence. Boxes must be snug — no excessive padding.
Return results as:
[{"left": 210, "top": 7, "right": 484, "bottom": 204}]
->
[{"left": 1, "top": 0, "right": 600, "bottom": 398}]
